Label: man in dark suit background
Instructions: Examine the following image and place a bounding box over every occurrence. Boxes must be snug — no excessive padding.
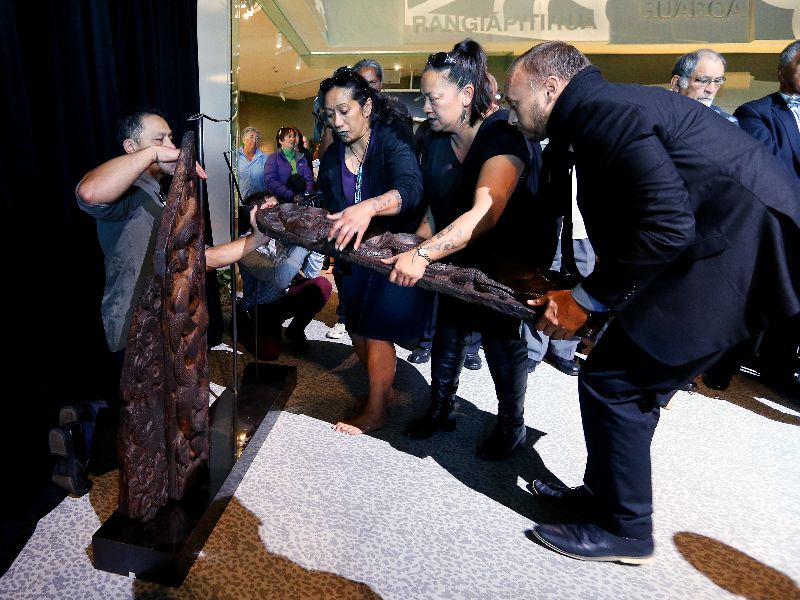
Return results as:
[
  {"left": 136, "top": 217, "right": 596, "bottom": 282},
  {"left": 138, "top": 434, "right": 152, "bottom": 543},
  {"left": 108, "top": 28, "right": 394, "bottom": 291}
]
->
[
  {"left": 734, "top": 39, "right": 800, "bottom": 180},
  {"left": 504, "top": 41, "right": 800, "bottom": 564}
]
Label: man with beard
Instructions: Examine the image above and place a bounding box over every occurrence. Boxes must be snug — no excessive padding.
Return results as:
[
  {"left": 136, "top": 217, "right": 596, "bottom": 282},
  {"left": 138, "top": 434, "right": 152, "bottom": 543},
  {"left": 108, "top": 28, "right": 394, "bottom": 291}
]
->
[{"left": 503, "top": 41, "right": 800, "bottom": 564}]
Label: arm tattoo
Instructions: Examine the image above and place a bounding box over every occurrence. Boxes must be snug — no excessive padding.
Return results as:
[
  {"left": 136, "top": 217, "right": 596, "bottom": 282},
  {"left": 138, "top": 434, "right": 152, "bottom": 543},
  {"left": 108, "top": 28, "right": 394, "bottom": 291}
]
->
[
  {"left": 370, "top": 189, "right": 402, "bottom": 214},
  {"left": 425, "top": 224, "right": 465, "bottom": 253}
]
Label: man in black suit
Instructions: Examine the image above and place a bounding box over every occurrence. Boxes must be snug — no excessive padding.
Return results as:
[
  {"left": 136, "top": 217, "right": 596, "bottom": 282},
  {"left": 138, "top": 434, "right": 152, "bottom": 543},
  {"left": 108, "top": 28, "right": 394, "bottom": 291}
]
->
[
  {"left": 734, "top": 39, "right": 800, "bottom": 180},
  {"left": 504, "top": 41, "right": 800, "bottom": 564}
]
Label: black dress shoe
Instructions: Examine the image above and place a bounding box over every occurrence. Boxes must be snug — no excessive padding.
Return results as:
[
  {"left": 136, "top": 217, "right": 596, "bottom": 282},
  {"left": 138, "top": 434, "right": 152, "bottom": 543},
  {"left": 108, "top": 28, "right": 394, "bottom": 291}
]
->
[
  {"left": 701, "top": 371, "right": 731, "bottom": 391},
  {"left": 544, "top": 354, "right": 580, "bottom": 376},
  {"left": 526, "top": 358, "right": 539, "bottom": 373},
  {"left": 476, "top": 418, "right": 525, "bottom": 460},
  {"left": 408, "top": 346, "right": 431, "bottom": 364},
  {"left": 531, "top": 522, "right": 654, "bottom": 565},
  {"left": 681, "top": 380, "right": 698, "bottom": 392},
  {"left": 463, "top": 352, "right": 482, "bottom": 370}
]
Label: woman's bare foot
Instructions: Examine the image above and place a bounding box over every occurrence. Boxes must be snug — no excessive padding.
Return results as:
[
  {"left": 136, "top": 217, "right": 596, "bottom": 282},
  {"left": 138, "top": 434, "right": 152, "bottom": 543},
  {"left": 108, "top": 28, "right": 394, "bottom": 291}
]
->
[
  {"left": 353, "top": 389, "right": 396, "bottom": 414},
  {"left": 332, "top": 412, "right": 385, "bottom": 435}
]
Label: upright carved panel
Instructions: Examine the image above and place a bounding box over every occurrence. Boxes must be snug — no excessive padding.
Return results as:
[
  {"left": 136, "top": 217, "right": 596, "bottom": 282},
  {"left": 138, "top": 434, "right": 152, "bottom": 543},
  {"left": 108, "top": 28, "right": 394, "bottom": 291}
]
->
[{"left": 118, "top": 132, "right": 209, "bottom": 521}]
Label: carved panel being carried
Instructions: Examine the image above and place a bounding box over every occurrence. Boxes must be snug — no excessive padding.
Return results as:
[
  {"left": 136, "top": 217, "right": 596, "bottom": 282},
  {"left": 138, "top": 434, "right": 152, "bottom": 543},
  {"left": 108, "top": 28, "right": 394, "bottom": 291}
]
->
[
  {"left": 118, "top": 132, "right": 209, "bottom": 521},
  {"left": 255, "top": 203, "right": 606, "bottom": 338}
]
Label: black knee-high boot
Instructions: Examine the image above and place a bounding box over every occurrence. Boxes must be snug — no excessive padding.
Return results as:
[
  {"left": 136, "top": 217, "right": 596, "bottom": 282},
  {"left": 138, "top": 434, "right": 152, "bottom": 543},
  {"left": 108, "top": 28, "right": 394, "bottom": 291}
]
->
[
  {"left": 476, "top": 337, "right": 529, "bottom": 460},
  {"left": 403, "top": 323, "right": 471, "bottom": 439}
]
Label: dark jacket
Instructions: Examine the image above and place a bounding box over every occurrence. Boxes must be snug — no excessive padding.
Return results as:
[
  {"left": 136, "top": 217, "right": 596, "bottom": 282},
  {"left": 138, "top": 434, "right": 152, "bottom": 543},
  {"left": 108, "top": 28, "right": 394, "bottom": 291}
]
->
[
  {"left": 264, "top": 150, "right": 314, "bottom": 203},
  {"left": 734, "top": 92, "right": 800, "bottom": 180},
  {"left": 317, "top": 122, "right": 423, "bottom": 234},
  {"left": 548, "top": 66, "right": 800, "bottom": 365}
]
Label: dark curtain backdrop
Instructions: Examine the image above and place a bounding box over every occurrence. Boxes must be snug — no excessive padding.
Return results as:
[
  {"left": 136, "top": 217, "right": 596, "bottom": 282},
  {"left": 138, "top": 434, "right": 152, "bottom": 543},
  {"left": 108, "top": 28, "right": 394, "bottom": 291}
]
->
[{"left": 0, "top": 0, "right": 210, "bottom": 522}]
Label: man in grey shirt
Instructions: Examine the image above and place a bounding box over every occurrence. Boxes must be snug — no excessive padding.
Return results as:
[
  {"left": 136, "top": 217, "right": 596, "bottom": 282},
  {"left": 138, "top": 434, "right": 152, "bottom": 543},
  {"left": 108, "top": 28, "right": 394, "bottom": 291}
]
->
[{"left": 59, "top": 109, "right": 269, "bottom": 495}]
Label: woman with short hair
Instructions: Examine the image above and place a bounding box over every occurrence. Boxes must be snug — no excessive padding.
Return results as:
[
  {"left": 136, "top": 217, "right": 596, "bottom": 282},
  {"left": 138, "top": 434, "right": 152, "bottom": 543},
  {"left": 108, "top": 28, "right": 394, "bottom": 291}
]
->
[{"left": 264, "top": 126, "right": 314, "bottom": 203}]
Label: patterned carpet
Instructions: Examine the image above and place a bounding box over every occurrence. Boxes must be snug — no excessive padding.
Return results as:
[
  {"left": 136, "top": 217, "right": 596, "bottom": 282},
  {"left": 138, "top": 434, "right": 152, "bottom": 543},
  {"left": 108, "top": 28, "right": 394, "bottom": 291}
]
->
[{"left": 1, "top": 294, "right": 799, "bottom": 599}]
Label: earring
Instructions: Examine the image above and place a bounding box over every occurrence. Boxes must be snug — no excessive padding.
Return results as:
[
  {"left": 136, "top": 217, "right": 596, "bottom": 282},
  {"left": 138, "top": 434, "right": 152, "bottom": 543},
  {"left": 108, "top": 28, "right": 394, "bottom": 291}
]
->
[{"left": 459, "top": 106, "right": 468, "bottom": 126}]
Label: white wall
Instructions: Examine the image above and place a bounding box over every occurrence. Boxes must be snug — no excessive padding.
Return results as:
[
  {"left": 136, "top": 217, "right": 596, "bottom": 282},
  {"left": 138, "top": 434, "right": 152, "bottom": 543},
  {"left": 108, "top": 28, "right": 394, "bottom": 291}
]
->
[{"left": 197, "top": 0, "right": 233, "bottom": 244}]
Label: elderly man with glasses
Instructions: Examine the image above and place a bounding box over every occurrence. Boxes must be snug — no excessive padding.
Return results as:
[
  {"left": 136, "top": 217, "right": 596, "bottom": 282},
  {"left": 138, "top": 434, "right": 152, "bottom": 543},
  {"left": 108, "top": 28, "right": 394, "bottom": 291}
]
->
[{"left": 670, "top": 48, "right": 737, "bottom": 125}]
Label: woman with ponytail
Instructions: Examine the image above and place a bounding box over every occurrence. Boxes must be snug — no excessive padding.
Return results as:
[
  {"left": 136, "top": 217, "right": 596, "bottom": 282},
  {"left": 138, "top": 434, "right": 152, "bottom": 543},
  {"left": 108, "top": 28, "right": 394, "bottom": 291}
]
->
[{"left": 386, "top": 39, "right": 539, "bottom": 460}]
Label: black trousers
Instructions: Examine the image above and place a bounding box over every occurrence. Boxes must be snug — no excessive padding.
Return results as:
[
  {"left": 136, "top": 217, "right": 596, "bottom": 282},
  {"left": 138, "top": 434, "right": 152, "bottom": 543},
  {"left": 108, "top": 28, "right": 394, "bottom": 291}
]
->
[
  {"left": 579, "top": 319, "right": 722, "bottom": 539},
  {"left": 435, "top": 297, "right": 528, "bottom": 421}
]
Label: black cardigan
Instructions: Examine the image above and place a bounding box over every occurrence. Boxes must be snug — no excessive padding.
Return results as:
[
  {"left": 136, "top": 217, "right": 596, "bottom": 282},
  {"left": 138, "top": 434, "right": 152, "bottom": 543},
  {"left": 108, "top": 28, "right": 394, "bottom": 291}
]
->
[{"left": 317, "top": 121, "right": 423, "bottom": 234}]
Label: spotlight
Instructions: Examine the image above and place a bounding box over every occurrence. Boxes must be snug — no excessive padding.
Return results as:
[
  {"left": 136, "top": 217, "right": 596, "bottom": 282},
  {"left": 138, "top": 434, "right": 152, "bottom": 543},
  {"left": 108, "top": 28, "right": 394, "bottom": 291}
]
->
[
  {"left": 279, "top": 91, "right": 286, "bottom": 102},
  {"left": 295, "top": 58, "right": 301, "bottom": 70},
  {"left": 276, "top": 32, "right": 283, "bottom": 49}
]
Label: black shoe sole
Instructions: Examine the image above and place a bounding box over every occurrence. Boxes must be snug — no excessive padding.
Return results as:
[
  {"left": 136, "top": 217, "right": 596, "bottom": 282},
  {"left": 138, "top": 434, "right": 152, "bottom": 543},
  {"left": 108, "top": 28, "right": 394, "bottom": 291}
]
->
[
  {"left": 49, "top": 428, "right": 69, "bottom": 457},
  {"left": 531, "top": 527, "right": 655, "bottom": 565}
]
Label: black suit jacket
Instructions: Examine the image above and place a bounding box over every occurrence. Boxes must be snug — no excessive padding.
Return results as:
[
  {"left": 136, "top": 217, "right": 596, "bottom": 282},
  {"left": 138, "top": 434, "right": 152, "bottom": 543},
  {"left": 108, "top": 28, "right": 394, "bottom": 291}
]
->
[
  {"left": 734, "top": 92, "right": 800, "bottom": 180},
  {"left": 317, "top": 121, "right": 424, "bottom": 234},
  {"left": 548, "top": 67, "right": 800, "bottom": 365}
]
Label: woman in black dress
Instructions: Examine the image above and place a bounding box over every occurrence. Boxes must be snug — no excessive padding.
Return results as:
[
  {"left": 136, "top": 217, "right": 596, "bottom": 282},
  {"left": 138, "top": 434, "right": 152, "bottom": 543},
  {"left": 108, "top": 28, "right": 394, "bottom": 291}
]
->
[
  {"left": 317, "top": 67, "right": 433, "bottom": 435},
  {"left": 387, "top": 40, "right": 536, "bottom": 460}
]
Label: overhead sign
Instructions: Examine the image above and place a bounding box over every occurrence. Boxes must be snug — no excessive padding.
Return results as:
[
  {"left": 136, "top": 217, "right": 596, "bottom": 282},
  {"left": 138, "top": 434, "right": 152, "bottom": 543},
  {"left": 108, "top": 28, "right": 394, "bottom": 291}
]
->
[
  {"left": 609, "top": 0, "right": 750, "bottom": 43},
  {"left": 405, "top": 0, "right": 611, "bottom": 43}
]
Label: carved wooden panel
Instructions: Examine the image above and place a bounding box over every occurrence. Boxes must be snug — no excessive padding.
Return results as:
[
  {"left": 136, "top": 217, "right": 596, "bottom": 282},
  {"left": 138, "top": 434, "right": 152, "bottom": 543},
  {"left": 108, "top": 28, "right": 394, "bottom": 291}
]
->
[{"left": 118, "top": 132, "right": 209, "bottom": 521}]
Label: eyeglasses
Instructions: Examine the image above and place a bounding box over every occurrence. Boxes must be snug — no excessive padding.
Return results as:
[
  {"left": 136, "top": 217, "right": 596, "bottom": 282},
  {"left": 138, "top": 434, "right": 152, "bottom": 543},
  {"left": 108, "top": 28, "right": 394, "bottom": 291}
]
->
[{"left": 692, "top": 76, "right": 726, "bottom": 87}]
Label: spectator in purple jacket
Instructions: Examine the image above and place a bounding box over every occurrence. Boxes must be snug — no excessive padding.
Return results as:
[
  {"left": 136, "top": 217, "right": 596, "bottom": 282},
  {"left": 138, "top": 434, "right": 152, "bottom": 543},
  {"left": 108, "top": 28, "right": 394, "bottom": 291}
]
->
[{"left": 264, "top": 126, "right": 314, "bottom": 202}]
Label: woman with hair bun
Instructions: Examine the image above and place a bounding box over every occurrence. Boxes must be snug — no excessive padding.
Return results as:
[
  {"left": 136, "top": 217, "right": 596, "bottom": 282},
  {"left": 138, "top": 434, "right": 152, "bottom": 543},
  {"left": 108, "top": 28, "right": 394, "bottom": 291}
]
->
[
  {"left": 386, "top": 39, "right": 539, "bottom": 460},
  {"left": 316, "top": 67, "right": 433, "bottom": 435}
]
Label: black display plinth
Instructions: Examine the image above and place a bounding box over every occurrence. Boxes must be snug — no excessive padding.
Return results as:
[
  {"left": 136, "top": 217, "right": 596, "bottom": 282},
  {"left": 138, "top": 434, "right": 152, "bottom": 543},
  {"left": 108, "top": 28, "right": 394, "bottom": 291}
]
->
[{"left": 92, "top": 362, "right": 296, "bottom": 586}]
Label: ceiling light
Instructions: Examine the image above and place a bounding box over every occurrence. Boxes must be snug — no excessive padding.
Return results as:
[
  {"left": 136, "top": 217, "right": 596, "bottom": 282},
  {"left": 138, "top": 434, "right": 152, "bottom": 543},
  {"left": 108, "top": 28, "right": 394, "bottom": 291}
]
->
[
  {"left": 240, "top": 0, "right": 259, "bottom": 19},
  {"left": 279, "top": 91, "right": 286, "bottom": 102},
  {"left": 276, "top": 32, "right": 283, "bottom": 49},
  {"left": 295, "top": 58, "right": 301, "bottom": 70}
]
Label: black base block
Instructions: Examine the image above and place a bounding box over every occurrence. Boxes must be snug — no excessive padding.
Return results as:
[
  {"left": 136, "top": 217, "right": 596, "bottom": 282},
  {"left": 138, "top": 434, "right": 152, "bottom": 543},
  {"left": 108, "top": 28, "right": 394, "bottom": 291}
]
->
[{"left": 92, "top": 362, "right": 296, "bottom": 586}]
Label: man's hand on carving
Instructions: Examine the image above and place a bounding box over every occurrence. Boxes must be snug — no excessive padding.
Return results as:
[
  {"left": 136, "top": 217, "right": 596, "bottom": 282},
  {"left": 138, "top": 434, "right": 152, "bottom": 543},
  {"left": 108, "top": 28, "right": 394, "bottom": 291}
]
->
[
  {"left": 257, "top": 194, "right": 278, "bottom": 209},
  {"left": 528, "top": 290, "right": 589, "bottom": 340},
  {"left": 383, "top": 249, "right": 426, "bottom": 287},
  {"left": 153, "top": 146, "right": 207, "bottom": 179},
  {"left": 249, "top": 198, "right": 275, "bottom": 235},
  {"left": 327, "top": 202, "right": 374, "bottom": 250}
]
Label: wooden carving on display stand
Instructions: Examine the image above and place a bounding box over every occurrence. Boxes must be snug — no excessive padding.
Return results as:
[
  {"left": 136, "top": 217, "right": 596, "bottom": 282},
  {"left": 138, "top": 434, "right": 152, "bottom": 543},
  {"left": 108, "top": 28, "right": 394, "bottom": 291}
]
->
[{"left": 118, "top": 132, "right": 209, "bottom": 521}]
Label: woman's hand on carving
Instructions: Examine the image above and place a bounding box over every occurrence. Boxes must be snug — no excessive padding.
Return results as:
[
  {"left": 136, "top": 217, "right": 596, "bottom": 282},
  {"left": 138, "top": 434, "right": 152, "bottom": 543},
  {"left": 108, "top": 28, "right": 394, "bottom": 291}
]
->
[
  {"left": 383, "top": 249, "right": 426, "bottom": 287},
  {"left": 326, "top": 202, "right": 374, "bottom": 250}
]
